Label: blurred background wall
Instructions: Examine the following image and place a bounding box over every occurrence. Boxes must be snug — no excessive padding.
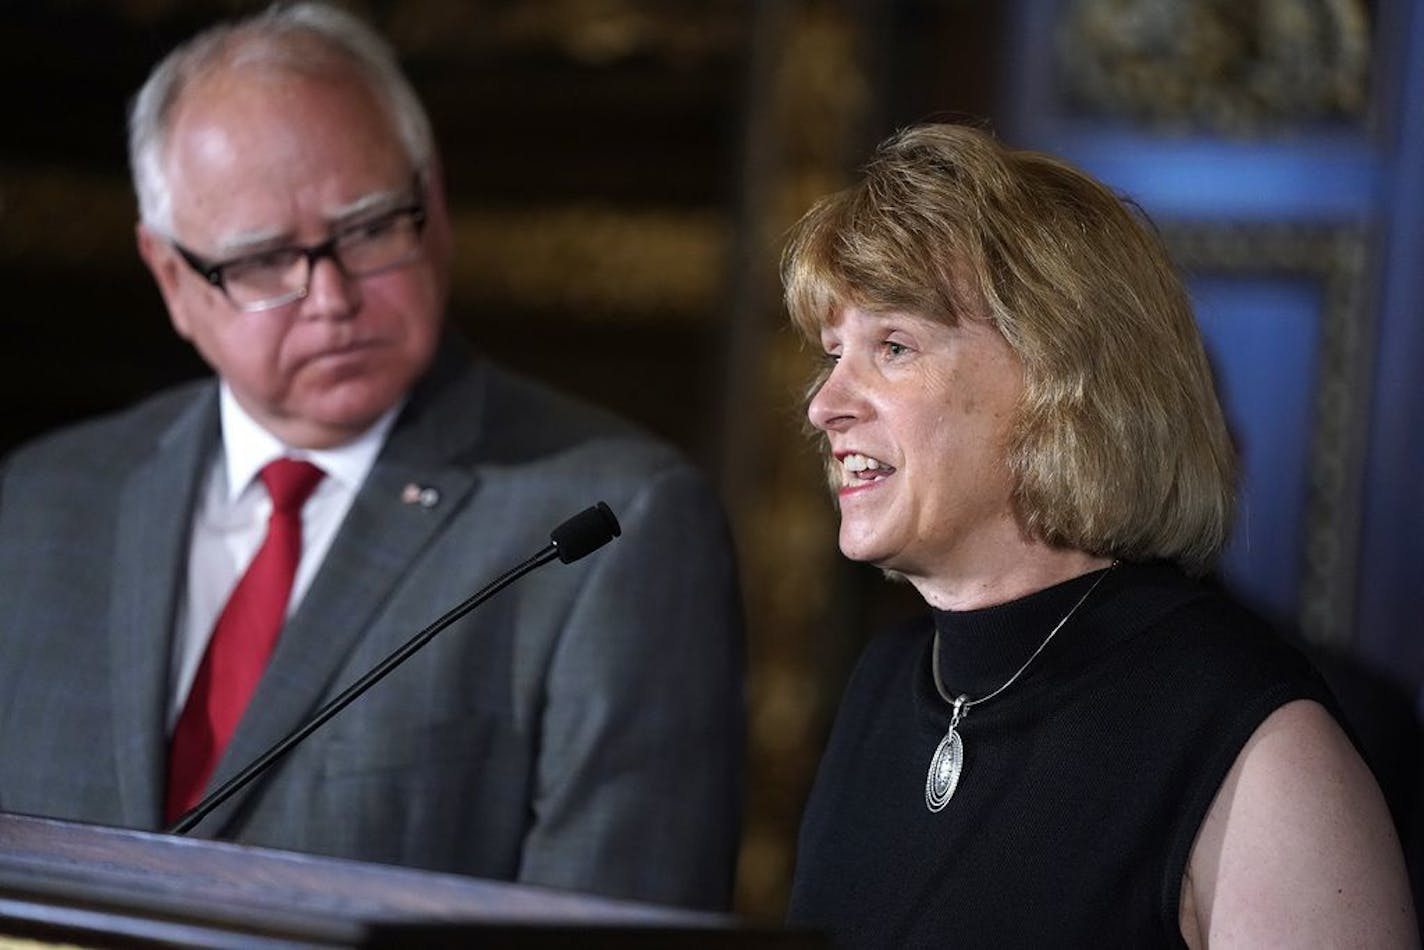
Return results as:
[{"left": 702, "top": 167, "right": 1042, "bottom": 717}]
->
[{"left": 3, "top": 0, "right": 1421, "bottom": 921}]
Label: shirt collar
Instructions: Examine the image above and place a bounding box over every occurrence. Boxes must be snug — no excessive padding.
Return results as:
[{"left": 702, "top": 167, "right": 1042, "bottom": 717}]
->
[{"left": 217, "top": 383, "right": 402, "bottom": 503}]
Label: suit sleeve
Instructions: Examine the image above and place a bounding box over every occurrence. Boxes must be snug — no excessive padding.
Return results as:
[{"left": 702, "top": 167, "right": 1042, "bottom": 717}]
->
[{"left": 516, "top": 462, "right": 746, "bottom": 910}]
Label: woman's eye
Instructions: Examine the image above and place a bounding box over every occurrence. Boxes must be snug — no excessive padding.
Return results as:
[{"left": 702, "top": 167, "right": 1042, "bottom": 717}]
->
[{"left": 884, "top": 341, "right": 908, "bottom": 357}]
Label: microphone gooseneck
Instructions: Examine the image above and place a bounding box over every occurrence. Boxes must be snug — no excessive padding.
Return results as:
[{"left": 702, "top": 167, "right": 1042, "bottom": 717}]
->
[{"left": 167, "top": 501, "right": 621, "bottom": 835}]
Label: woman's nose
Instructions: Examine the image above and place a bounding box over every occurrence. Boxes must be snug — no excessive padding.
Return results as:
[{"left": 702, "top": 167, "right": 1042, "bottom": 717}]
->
[{"left": 807, "top": 360, "right": 864, "bottom": 432}]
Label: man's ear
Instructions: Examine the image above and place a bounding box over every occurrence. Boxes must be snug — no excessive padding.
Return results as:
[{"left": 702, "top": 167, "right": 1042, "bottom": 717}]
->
[{"left": 136, "top": 222, "right": 194, "bottom": 340}]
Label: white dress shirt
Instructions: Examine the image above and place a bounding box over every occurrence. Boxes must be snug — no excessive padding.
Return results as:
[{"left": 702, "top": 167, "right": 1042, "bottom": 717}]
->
[{"left": 166, "top": 384, "right": 400, "bottom": 730}]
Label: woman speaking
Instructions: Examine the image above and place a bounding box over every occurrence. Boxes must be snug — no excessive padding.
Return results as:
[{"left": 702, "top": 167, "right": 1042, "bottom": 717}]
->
[{"left": 783, "top": 124, "right": 1415, "bottom": 948}]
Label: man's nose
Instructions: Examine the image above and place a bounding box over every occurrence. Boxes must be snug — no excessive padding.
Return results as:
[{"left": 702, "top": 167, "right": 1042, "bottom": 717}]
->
[{"left": 299, "top": 255, "right": 359, "bottom": 320}]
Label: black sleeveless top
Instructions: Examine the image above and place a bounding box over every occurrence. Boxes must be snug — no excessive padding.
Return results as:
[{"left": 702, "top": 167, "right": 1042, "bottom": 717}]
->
[{"left": 787, "top": 562, "right": 1335, "bottom": 948}]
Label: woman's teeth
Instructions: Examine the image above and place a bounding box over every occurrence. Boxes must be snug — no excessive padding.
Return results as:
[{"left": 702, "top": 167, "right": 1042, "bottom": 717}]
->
[{"left": 841, "top": 453, "right": 894, "bottom": 478}]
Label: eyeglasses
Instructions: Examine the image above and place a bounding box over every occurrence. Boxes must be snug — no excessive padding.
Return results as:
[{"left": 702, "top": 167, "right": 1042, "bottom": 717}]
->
[{"left": 171, "top": 202, "right": 428, "bottom": 313}]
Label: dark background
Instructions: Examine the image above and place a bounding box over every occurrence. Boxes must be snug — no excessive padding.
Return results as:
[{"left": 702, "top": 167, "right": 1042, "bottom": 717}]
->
[{"left": 4, "top": 0, "right": 1422, "bottom": 921}]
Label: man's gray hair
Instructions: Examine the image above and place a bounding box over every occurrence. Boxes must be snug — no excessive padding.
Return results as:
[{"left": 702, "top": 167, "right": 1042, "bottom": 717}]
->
[{"left": 127, "top": 2, "right": 435, "bottom": 233}]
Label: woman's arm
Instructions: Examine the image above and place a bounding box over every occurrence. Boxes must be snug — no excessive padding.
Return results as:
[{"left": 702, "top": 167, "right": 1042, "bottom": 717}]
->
[{"left": 1181, "top": 699, "right": 1418, "bottom": 948}]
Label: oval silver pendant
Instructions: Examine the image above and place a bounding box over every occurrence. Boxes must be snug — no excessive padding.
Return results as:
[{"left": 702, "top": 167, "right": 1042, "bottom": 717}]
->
[{"left": 925, "top": 726, "right": 963, "bottom": 812}]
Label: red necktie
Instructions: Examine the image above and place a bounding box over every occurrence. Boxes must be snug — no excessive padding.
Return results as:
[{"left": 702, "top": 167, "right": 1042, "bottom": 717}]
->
[{"left": 165, "top": 458, "right": 325, "bottom": 823}]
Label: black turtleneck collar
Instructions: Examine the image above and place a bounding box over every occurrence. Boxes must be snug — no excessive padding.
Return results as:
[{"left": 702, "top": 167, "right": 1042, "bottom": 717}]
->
[{"left": 929, "top": 565, "right": 1115, "bottom": 700}]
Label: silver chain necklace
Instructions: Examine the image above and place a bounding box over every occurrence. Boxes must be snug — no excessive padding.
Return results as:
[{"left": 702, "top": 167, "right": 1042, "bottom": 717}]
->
[{"left": 925, "top": 563, "right": 1116, "bottom": 812}]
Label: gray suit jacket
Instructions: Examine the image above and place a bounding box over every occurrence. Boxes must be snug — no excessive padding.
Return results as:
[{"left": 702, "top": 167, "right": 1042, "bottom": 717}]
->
[{"left": 0, "top": 341, "right": 745, "bottom": 910}]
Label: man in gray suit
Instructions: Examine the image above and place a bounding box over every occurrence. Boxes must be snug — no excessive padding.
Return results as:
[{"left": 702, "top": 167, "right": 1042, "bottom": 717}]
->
[{"left": 0, "top": 2, "right": 744, "bottom": 911}]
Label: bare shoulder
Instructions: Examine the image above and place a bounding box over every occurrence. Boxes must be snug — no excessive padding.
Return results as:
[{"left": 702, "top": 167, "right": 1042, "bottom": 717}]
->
[{"left": 1181, "top": 699, "right": 1418, "bottom": 948}]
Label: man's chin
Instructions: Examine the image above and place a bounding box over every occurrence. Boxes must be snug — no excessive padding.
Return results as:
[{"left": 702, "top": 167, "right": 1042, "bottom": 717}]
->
[{"left": 279, "top": 393, "right": 402, "bottom": 448}]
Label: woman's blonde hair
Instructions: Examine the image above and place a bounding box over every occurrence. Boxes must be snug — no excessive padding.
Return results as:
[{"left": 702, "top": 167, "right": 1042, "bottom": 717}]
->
[{"left": 783, "top": 123, "right": 1235, "bottom": 575}]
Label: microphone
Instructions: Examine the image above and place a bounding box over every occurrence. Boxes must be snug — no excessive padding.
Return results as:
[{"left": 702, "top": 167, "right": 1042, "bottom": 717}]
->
[
  {"left": 551, "top": 500, "right": 622, "bottom": 562},
  {"left": 167, "top": 501, "right": 621, "bottom": 835}
]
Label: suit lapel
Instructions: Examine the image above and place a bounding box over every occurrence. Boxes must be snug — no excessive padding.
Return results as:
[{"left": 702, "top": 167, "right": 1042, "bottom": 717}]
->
[
  {"left": 109, "top": 387, "right": 220, "bottom": 828},
  {"left": 196, "top": 349, "right": 492, "bottom": 835}
]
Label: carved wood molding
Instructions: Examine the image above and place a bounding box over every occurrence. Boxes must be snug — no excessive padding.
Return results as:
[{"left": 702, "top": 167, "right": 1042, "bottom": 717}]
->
[
  {"left": 1164, "top": 222, "right": 1371, "bottom": 646},
  {"left": 1056, "top": 0, "right": 1371, "bottom": 134}
]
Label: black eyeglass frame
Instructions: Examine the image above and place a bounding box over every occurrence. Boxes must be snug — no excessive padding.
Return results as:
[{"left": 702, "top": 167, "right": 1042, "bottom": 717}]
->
[{"left": 169, "top": 199, "right": 428, "bottom": 312}]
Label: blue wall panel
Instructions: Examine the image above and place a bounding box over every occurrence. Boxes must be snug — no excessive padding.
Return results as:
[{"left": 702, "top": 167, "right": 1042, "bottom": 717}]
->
[
  {"left": 1355, "top": 0, "right": 1424, "bottom": 681},
  {"left": 1002, "top": 0, "right": 1422, "bottom": 673},
  {"left": 1194, "top": 276, "right": 1323, "bottom": 624}
]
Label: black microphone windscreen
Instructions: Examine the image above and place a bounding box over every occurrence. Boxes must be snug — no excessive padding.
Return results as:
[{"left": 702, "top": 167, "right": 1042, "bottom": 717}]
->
[{"left": 550, "top": 502, "right": 622, "bottom": 563}]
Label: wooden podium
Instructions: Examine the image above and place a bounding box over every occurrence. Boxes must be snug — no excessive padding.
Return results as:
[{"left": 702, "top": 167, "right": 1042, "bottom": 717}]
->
[{"left": 0, "top": 812, "right": 817, "bottom": 947}]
